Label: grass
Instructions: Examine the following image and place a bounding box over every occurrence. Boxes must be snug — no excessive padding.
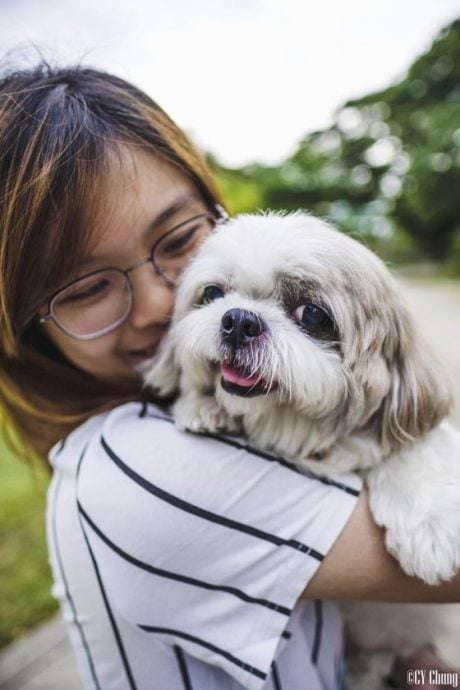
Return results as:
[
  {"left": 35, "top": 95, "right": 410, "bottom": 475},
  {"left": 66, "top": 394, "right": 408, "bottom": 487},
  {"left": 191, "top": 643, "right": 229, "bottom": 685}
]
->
[{"left": 0, "top": 425, "right": 57, "bottom": 648}]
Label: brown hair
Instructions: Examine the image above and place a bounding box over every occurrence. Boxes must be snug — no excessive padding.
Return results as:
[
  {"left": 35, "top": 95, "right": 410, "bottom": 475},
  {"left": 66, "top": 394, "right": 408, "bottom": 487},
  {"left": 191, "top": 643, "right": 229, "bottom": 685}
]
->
[{"left": 0, "top": 61, "right": 223, "bottom": 461}]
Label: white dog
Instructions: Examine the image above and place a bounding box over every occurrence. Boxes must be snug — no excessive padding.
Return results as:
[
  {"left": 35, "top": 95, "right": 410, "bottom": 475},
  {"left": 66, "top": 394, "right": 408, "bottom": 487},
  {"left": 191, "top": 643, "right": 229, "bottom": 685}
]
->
[{"left": 143, "top": 212, "right": 460, "bottom": 683}]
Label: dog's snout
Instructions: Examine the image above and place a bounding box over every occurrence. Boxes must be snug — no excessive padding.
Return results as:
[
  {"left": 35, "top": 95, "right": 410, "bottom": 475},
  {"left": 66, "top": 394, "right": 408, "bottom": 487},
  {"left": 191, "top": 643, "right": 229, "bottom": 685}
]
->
[{"left": 221, "top": 309, "right": 265, "bottom": 348}]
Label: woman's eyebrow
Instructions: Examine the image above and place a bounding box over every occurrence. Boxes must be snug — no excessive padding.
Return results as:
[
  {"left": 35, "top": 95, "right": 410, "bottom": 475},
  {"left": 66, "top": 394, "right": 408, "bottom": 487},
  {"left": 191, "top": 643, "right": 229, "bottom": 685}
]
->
[
  {"left": 78, "top": 192, "right": 205, "bottom": 269},
  {"left": 148, "top": 192, "right": 204, "bottom": 235}
]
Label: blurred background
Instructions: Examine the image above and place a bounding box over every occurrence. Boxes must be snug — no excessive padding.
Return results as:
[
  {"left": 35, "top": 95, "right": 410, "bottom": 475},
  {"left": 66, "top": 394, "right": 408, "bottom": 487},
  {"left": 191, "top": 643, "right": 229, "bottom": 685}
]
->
[{"left": 0, "top": 0, "right": 459, "bottom": 683}]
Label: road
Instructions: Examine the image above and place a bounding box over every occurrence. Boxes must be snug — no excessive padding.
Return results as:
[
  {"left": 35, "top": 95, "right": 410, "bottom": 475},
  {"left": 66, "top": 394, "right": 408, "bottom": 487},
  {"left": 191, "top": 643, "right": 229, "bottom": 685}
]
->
[{"left": 400, "top": 277, "right": 460, "bottom": 425}]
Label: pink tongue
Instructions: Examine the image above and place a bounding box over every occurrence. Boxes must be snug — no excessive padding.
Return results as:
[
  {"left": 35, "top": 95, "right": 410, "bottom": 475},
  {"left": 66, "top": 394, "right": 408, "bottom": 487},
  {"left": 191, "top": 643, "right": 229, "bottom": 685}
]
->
[{"left": 221, "top": 362, "right": 261, "bottom": 387}]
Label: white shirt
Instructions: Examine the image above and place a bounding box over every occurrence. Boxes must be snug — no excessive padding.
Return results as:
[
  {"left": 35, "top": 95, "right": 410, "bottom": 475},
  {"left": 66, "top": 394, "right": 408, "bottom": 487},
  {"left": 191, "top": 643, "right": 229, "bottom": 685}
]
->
[{"left": 46, "top": 401, "right": 362, "bottom": 690}]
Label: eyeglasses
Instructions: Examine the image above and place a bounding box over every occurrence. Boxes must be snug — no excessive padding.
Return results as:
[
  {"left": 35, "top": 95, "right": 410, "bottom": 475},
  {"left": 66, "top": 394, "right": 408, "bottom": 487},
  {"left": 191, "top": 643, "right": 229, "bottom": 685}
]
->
[{"left": 39, "top": 206, "right": 227, "bottom": 340}]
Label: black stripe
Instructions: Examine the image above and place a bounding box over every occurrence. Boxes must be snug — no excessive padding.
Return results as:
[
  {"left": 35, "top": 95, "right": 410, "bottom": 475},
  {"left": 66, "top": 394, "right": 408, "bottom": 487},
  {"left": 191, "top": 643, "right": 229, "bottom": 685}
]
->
[
  {"left": 76, "top": 442, "right": 90, "bottom": 479},
  {"left": 271, "top": 660, "right": 282, "bottom": 690},
  {"left": 78, "top": 502, "right": 291, "bottom": 616},
  {"left": 101, "top": 435, "right": 323, "bottom": 560},
  {"left": 195, "top": 430, "right": 297, "bottom": 466},
  {"left": 138, "top": 625, "right": 266, "bottom": 681},
  {"left": 141, "top": 408, "right": 174, "bottom": 423},
  {"left": 301, "top": 470, "right": 361, "bottom": 498},
  {"left": 51, "top": 474, "right": 101, "bottom": 690},
  {"left": 335, "top": 635, "right": 345, "bottom": 688},
  {"left": 196, "top": 431, "right": 360, "bottom": 497},
  {"left": 78, "top": 512, "right": 138, "bottom": 690},
  {"left": 142, "top": 408, "right": 174, "bottom": 423},
  {"left": 142, "top": 407, "right": 360, "bottom": 497},
  {"left": 311, "top": 600, "right": 323, "bottom": 664},
  {"left": 76, "top": 448, "right": 138, "bottom": 690},
  {"left": 174, "top": 646, "right": 193, "bottom": 690},
  {"left": 139, "top": 401, "right": 148, "bottom": 418},
  {"left": 55, "top": 437, "right": 67, "bottom": 456}
]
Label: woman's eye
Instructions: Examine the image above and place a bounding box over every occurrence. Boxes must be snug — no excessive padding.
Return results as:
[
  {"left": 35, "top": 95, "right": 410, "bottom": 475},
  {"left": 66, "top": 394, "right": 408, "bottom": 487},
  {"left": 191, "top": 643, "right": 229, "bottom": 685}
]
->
[
  {"left": 294, "top": 303, "right": 331, "bottom": 329},
  {"left": 202, "top": 285, "right": 225, "bottom": 303},
  {"left": 60, "top": 279, "right": 111, "bottom": 304},
  {"left": 161, "top": 226, "right": 196, "bottom": 256}
]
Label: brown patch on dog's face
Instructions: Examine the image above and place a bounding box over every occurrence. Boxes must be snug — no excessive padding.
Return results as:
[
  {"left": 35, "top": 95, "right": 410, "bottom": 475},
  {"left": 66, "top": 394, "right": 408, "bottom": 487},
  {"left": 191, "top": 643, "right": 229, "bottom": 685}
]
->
[{"left": 276, "top": 275, "right": 340, "bottom": 348}]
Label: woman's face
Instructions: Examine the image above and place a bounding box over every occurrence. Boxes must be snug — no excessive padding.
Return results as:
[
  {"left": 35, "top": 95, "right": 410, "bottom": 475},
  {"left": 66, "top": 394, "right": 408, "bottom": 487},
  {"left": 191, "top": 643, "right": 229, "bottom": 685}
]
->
[{"left": 41, "top": 148, "right": 211, "bottom": 385}]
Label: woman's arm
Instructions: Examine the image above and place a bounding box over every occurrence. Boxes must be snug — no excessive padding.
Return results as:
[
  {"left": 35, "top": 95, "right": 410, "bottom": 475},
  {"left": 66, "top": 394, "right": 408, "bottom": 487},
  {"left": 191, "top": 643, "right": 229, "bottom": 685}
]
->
[{"left": 303, "top": 489, "right": 460, "bottom": 603}]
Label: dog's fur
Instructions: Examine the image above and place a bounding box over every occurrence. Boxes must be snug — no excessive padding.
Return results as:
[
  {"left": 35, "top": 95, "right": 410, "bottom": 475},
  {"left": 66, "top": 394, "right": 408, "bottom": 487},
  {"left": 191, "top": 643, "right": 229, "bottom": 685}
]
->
[{"left": 143, "top": 212, "right": 460, "bottom": 683}]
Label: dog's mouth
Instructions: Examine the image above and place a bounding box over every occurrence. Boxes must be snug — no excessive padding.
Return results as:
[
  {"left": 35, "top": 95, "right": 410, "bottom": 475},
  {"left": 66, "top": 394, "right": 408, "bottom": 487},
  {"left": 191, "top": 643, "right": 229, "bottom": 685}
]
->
[{"left": 220, "top": 361, "right": 276, "bottom": 397}]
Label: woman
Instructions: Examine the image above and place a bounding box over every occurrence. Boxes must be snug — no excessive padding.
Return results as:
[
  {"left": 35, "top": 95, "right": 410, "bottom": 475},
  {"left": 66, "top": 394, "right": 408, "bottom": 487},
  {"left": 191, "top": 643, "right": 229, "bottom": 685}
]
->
[{"left": 0, "top": 62, "right": 458, "bottom": 690}]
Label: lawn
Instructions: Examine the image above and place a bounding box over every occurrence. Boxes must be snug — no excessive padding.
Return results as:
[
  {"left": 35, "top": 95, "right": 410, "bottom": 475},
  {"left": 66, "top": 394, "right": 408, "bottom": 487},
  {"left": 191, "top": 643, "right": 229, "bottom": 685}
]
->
[{"left": 0, "top": 423, "right": 57, "bottom": 648}]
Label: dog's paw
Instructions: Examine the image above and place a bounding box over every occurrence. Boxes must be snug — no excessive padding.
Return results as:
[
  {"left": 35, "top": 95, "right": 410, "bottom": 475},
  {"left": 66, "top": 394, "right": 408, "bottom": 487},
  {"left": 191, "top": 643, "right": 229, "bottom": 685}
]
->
[
  {"left": 383, "top": 518, "right": 460, "bottom": 585},
  {"left": 174, "top": 395, "right": 240, "bottom": 435},
  {"left": 368, "top": 426, "right": 460, "bottom": 585},
  {"left": 370, "top": 490, "right": 460, "bottom": 585}
]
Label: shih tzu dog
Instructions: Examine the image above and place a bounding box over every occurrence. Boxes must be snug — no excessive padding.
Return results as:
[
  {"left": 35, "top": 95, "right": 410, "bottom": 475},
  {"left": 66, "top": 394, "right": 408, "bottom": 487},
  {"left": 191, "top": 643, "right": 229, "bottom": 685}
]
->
[{"left": 143, "top": 212, "right": 460, "bottom": 683}]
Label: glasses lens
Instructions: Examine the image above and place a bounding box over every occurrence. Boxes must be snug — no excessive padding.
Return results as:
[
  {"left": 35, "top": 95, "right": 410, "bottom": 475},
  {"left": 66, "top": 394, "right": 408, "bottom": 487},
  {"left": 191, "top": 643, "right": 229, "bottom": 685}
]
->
[
  {"left": 152, "top": 214, "right": 215, "bottom": 284},
  {"left": 51, "top": 269, "right": 131, "bottom": 338}
]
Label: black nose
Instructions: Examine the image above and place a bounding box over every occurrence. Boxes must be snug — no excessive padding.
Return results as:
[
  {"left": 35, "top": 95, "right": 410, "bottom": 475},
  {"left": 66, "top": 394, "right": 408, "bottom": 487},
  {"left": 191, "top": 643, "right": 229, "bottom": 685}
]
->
[{"left": 221, "top": 309, "right": 265, "bottom": 348}]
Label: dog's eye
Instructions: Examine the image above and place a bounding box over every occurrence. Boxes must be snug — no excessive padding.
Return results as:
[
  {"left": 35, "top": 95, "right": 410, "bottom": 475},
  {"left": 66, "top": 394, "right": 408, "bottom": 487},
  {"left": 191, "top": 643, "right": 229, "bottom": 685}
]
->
[
  {"left": 202, "top": 285, "right": 225, "bottom": 303},
  {"left": 294, "top": 303, "right": 331, "bottom": 329}
]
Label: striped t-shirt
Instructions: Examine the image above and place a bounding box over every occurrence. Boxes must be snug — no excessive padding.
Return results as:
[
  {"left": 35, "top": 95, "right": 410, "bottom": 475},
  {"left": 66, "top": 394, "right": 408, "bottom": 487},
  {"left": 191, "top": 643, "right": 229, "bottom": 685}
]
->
[{"left": 46, "top": 401, "right": 362, "bottom": 690}]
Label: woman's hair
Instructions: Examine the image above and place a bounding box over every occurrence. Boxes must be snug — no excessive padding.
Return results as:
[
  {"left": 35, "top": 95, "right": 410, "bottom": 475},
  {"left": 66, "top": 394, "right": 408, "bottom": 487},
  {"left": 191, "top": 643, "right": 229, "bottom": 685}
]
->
[{"left": 0, "top": 61, "right": 223, "bottom": 460}]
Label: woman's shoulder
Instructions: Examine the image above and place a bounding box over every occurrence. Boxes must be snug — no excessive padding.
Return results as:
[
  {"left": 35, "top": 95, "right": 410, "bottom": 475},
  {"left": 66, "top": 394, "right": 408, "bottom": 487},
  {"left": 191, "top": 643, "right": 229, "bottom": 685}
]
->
[{"left": 48, "top": 401, "right": 171, "bottom": 472}]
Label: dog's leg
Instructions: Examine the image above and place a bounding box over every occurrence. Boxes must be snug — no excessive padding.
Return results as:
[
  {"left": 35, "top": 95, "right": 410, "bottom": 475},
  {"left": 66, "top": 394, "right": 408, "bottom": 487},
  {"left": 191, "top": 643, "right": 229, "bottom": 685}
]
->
[
  {"left": 295, "top": 433, "right": 382, "bottom": 477},
  {"left": 174, "top": 370, "right": 242, "bottom": 435},
  {"left": 367, "top": 423, "right": 460, "bottom": 584},
  {"left": 174, "top": 391, "right": 242, "bottom": 434}
]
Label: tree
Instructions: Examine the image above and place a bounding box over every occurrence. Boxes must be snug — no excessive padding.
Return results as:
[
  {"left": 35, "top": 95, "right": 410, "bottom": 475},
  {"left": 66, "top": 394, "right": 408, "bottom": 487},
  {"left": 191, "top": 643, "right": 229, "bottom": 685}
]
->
[{"left": 211, "top": 20, "right": 460, "bottom": 263}]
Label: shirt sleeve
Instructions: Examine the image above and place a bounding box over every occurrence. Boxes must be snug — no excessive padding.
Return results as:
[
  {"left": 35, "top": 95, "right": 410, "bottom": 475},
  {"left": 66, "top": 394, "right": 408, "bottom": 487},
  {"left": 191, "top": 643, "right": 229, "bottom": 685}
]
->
[{"left": 74, "top": 402, "right": 362, "bottom": 690}]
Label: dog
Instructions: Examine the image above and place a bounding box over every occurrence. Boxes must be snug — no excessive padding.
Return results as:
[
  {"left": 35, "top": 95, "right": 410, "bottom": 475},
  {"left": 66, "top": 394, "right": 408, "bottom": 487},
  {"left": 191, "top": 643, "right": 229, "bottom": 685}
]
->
[{"left": 143, "top": 212, "right": 460, "bottom": 684}]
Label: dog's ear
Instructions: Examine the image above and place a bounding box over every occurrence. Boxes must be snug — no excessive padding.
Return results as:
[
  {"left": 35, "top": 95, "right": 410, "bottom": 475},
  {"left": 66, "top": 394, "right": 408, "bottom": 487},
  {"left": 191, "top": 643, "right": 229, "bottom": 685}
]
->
[
  {"left": 374, "top": 303, "right": 451, "bottom": 454},
  {"left": 141, "top": 332, "right": 181, "bottom": 398}
]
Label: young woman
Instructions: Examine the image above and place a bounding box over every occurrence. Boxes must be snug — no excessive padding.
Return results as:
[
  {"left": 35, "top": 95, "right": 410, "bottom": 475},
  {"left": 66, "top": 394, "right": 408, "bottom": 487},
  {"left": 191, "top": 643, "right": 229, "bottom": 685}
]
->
[{"left": 0, "top": 62, "right": 458, "bottom": 690}]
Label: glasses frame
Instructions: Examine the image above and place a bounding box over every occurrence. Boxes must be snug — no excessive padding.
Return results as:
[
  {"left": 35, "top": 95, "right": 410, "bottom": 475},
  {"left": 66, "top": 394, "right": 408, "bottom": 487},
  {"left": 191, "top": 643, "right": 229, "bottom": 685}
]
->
[{"left": 38, "top": 204, "right": 228, "bottom": 340}]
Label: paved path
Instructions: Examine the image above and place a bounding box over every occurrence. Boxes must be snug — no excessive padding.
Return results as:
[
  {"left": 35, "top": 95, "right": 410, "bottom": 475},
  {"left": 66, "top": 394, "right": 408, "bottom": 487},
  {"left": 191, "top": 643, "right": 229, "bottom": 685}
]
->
[
  {"left": 0, "top": 278, "right": 459, "bottom": 688},
  {"left": 399, "top": 278, "right": 460, "bottom": 425},
  {"left": 0, "top": 616, "right": 81, "bottom": 689}
]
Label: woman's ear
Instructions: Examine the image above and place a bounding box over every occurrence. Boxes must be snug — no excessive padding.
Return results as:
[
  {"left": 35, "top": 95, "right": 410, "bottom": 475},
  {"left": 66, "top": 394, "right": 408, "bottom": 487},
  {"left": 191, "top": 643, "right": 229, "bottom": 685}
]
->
[
  {"left": 376, "top": 304, "right": 452, "bottom": 455},
  {"left": 142, "top": 332, "right": 181, "bottom": 398}
]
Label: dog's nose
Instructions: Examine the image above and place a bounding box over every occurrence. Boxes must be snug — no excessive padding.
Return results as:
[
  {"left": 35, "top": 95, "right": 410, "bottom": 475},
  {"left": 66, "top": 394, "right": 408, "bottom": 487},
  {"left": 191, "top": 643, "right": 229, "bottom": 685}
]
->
[{"left": 221, "top": 309, "right": 265, "bottom": 348}]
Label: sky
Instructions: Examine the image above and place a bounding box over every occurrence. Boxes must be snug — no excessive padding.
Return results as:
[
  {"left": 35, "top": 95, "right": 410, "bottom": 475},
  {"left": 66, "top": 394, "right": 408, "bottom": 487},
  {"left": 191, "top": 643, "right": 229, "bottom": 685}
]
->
[{"left": 0, "top": 0, "right": 458, "bottom": 167}]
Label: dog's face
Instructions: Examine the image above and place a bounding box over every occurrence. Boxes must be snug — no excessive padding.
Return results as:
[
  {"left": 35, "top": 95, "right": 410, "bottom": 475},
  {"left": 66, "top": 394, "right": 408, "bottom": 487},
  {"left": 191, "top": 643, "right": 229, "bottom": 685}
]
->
[{"left": 145, "top": 212, "right": 450, "bottom": 452}]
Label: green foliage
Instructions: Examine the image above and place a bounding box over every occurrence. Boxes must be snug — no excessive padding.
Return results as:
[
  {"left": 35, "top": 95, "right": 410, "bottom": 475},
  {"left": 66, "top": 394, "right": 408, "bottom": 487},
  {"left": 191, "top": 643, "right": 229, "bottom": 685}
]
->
[
  {"left": 0, "top": 431, "right": 56, "bottom": 647},
  {"left": 214, "top": 167, "right": 263, "bottom": 215},
  {"left": 212, "top": 20, "right": 460, "bottom": 269},
  {"left": 447, "top": 228, "right": 460, "bottom": 275}
]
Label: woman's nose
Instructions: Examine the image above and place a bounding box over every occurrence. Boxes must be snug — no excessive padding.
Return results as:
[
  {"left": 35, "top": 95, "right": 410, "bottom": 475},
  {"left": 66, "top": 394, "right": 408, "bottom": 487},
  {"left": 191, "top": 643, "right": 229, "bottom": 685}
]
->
[{"left": 127, "top": 264, "right": 175, "bottom": 330}]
